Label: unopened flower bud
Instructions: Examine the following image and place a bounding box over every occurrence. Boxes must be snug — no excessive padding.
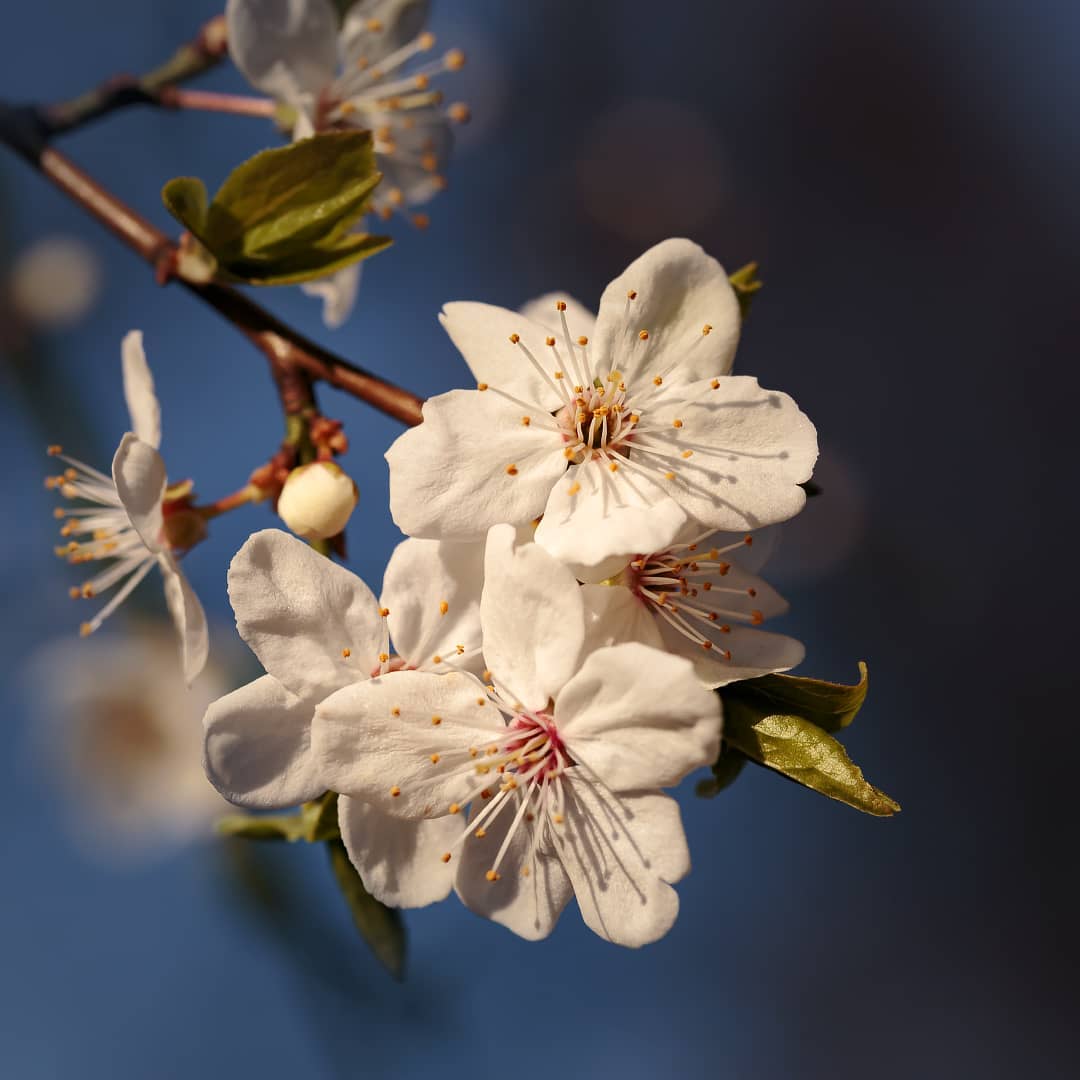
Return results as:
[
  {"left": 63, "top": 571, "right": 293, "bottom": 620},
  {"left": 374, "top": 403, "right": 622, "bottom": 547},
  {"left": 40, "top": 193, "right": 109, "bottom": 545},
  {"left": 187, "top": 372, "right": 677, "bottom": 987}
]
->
[{"left": 277, "top": 462, "right": 358, "bottom": 540}]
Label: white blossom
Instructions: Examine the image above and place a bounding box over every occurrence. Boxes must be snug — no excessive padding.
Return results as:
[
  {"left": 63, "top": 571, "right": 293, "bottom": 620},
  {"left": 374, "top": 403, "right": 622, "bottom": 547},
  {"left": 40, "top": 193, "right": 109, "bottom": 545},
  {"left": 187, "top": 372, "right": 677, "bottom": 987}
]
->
[
  {"left": 202, "top": 528, "right": 484, "bottom": 907},
  {"left": 580, "top": 529, "right": 804, "bottom": 688},
  {"left": 312, "top": 524, "right": 722, "bottom": 946},
  {"left": 226, "top": 0, "right": 466, "bottom": 326},
  {"left": 386, "top": 238, "right": 819, "bottom": 571},
  {"left": 28, "top": 625, "right": 232, "bottom": 860},
  {"left": 47, "top": 331, "right": 208, "bottom": 683}
]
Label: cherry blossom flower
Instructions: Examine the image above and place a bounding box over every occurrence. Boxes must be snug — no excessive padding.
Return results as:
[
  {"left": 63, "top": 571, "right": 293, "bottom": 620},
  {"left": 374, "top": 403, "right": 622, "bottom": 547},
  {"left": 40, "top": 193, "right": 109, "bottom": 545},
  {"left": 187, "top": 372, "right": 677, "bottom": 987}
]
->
[
  {"left": 580, "top": 529, "right": 804, "bottom": 689},
  {"left": 47, "top": 331, "right": 208, "bottom": 683},
  {"left": 226, "top": 0, "right": 468, "bottom": 325},
  {"left": 202, "top": 528, "right": 484, "bottom": 907},
  {"left": 312, "top": 524, "right": 722, "bottom": 945},
  {"left": 386, "top": 238, "right": 819, "bottom": 571},
  {"left": 28, "top": 624, "right": 232, "bottom": 861}
]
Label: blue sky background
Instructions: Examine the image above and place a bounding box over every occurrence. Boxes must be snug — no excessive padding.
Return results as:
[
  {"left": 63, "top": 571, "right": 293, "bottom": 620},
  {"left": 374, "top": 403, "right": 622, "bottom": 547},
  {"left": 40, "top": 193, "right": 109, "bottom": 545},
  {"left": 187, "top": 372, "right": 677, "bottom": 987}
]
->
[{"left": 2, "top": 2, "right": 1078, "bottom": 1077}]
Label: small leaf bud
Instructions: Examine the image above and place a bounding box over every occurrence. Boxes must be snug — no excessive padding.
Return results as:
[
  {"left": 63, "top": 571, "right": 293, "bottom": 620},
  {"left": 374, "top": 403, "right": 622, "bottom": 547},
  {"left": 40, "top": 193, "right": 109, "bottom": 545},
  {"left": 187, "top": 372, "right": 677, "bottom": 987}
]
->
[{"left": 277, "top": 462, "right": 358, "bottom": 540}]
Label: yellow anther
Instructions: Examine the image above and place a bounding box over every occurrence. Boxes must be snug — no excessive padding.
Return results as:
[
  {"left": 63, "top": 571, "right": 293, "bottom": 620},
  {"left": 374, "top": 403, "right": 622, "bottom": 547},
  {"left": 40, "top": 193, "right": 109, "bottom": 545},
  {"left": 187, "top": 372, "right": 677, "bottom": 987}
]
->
[
  {"left": 440, "top": 852, "right": 452, "bottom": 863},
  {"left": 563, "top": 447, "right": 576, "bottom": 460},
  {"left": 445, "top": 48, "right": 466, "bottom": 70},
  {"left": 577, "top": 335, "right": 589, "bottom": 346},
  {"left": 545, "top": 336, "right": 556, "bottom": 347},
  {"left": 390, "top": 785, "right": 401, "bottom": 797},
  {"left": 639, "top": 329, "right": 650, "bottom": 341},
  {"left": 432, "top": 654, "right": 443, "bottom": 664},
  {"left": 68, "top": 587, "right": 80, "bottom": 600},
  {"left": 475, "top": 827, "right": 487, "bottom": 839},
  {"left": 469, "top": 747, "right": 479, "bottom": 758},
  {"left": 449, "top": 803, "right": 461, "bottom": 814},
  {"left": 79, "top": 622, "right": 93, "bottom": 637},
  {"left": 702, "top": 323, "right": 713, "bottom": 335},
  {"left": 509, "top": 332, "right": 521, "bottom": 344},
  {"left": 506, "top": 464, "right": 519, "bottom": 476},
  {"left": 414, "top": 73, "right": 430, "bottom": 90},
  {"left": 476, "top": 697, "right": 486, "bottom": 706},
  {"left": 521, "top": 416, "right": 531, "bottom": 426},
  {"left": 553, "top": 813, "right": 564, "bottom": 825},
  {"left": 456, "top": 644, "right": 465, "bottom": 655},
  {"left": 521, "top": 866, "right": 531, "bottom": 878},
  {"left": 341, "top": 648, "right": 351, "bottom": 658},
  {"left": 391, "top": 707, "right": 401, "bottom": 716},
  {"left": 682, "top": 450, "right": 694, "bottom": 459},
  {"left": 448, "top": 102, "right": 471, "bottom": 123},
  {"left": 701, "top": 640, "right": 713, "bottom": 650},
  {"left": 439, "top": 600, "right": 449, "bottom": 615},
  {"left": 379, "top": 606, "right": 390, "bottom": 616},
  {"left": 379, "top": 652, "right": 390, "bottom": 663},
  {"left": 477, "top": 382, "right": 489, "bottom": 391},
  {"left": 672, "top": 418, "right": 683, "bottom": 428},
  {"left": 567, "top": 482, "right": 581, "bottom": 496},
  {"left": 555, "top": 300, "right": 567, "bottom": 311},
  {"left": 653, "top": 375, "right": 663, "bottom": 386},
  {"left": 627, "top": 289, "right": 637, "bottom": 299},
  {"left": 431, "top": 715, "right": 442, "bottom": 726},
  {"left": 608, "top": 462, "right": 619, "bottom": 472},
  {"left": 52, "top": 508, "right": 66, "bottom": 519},
  {"left": 419, "top": 31, "right": 436, "bottom": 49},
  {"left": 430, "top": 753, "right": 441, "bottom": 764},
  {"left": 554, "top": 370, "right": 564, "bottom": 379},
  {"left": 710, "top": 378, "right": 720, "bottom": 389},
  {"left": 485, "top": 870, "right": 501, "bottom": 882},
  {"left": 47, "top": 444, "right": 62, "bottom": 456},
  {"left": 629, "top": 413, "right": 640, "bottom": 424},
  {"left": 412, "top": 212, "right": 431, "bottom": 229}
]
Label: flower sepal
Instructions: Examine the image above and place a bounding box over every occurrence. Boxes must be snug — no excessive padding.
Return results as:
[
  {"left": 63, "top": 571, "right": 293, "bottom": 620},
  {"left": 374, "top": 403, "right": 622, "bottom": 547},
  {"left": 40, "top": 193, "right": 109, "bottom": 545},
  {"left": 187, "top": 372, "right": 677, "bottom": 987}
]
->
[{"left": 216, "top": 790, "right": 342, "bottom": 843}]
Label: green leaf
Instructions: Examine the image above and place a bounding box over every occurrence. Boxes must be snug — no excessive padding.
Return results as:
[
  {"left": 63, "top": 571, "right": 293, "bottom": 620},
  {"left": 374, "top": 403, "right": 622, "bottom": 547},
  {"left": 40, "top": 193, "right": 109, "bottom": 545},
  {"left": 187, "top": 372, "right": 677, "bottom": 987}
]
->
[
  {"left": 327, "top": 839, "right": 406, "bottom": 979},
  {"left": 162, "top": 132, "right": 391, "bottom": 286},
  {"left": 695, "top": 744, "right": 748, "bottom": 798},
  {"left": 729, "top": 261, "right": 763, "bottom": 320},
  {"left": 216, "top": 792, "right": 341, "bottom": 843},
  {"left": 722, "top": 710, "right": 900, "bottom": 817},
  {"left": 723, "top": 663, "right": 869, "bottom": 735}
]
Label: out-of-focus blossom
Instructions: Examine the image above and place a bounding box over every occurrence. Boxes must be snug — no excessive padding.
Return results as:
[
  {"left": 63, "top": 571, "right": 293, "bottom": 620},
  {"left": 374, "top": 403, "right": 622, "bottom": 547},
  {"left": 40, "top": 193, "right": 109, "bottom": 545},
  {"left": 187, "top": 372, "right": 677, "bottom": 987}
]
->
[
  {"left": 28, "top": 625, "right": 232, "bottom": 861},
  {"left": 47, "top": 332, "right": 208, "bottom": 683},
  {"left": 9, "top": 235, "right": 101, "bottom": 328},
  {"left": 387, "top": 238, "right": 818, "bottom": 571}
]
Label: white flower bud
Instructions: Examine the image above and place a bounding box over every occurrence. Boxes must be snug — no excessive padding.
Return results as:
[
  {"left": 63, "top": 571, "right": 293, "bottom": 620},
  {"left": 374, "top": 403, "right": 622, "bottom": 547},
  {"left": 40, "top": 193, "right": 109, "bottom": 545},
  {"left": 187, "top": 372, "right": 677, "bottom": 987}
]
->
[{"left": 277, "top": 462, "right": 358, "bottom": 540}]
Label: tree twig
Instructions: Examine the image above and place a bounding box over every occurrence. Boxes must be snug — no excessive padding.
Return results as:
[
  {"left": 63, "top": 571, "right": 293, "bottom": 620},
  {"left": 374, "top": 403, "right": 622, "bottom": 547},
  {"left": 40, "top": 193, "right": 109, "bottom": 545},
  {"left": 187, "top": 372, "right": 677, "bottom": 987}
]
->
[{"left": 0, "top": 113, "right": 425, "bottom": 427}]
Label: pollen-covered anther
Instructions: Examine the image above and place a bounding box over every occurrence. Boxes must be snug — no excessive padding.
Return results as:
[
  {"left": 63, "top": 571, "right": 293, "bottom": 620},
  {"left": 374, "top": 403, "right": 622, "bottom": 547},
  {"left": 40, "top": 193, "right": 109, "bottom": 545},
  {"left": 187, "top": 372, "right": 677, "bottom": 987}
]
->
[
  {"left": 751, "top": 610, "right": 764, "bottom": 625},
  {"left": 475, "top": 827, "right": 487, "bottom": 839},
  {"left": 545, "top": 336, "right": 556, "bottom": 347},
  {"left": 449, "top": 802, "right": 461, "bottom": 815},
  {"left": 476, "top": 697, "right": 486, "bottom": 706},
  {"left": 414, "top": 73, "right": 430, "bottom": 90},
  {"left": 577, "top": 335, "right": 589, "bottom": 346},
  {"left": 440, "top": 852, "right": 452, "bottom": 863},
  {"left": 455, "top": 644, "right": 465, "bottom": 654},
  {"left": 508, "top": 333, "right": 520, "bottom": 344},
  {"left": 555, "top": 300, "right": 567, "bottom": 312},
  {"left": 639, "top": 329, "right": 650, "bottom": 341},
  {"left": 711, "top": 378, "right": 721, "bottom": 389},
  {"left": 431, "top": 715, "right": 442, "bottom": 726},
  {"left": 701, "top": 640, "right": 713, "bottom": 650},
  {"left": 747, "top": 588, "right": 757, "bottom": 598},
  {"left": 477, "top": 382, "right": 489, "bottom": 391},
  {"left": 744, "top": 535, "right": 754, "bottom": 546},
  {"left": 342, "top": 648, "right": 351, "bottom": 658},
  {"left": 432, "top": 653, "right": 443, "bottom": 664},
  {"left": 445, "top": 48, "right": 466, "bottom": 70},
  {"left": 439, "top": 599, "right": 449, "bottom": 615},
  {"left": 552, "top": 813, "right": 564, "bottom": 825},
  {"left": 448, "top": 102, "right": 470, "bottom": 123},
  {"left": 390, "top": 785, "right": 401, "bottom": 797},
  {"left": 379, "top": 606, "right": 390, "bottom": 616},
  {"left": 627, "top": 289, "right": 637, "bottom": 300},
  {"left": 387, "top": 187, "right": 405, "bottom": 206},
  {"left": 418, "top": 30, "right": 436, "bottom": 49},
  {"left": 411, "top": 213, "right": 431, "bottom": 229},
  {"left": 521, "top": 416, "right": 531, "bottom": 426},
  {"left": 681, "top": 450, "right": 694, "bottom": 459},
  {"left": 702, "top": 323, "right": 713, "bottom": 335},
  {"left": 567, "top": 482, "right": 581, "bottom": 496},
  {"left": 378, "top": 652, "right": 390, "bottom": 663},
  {"left": 47, "top": 444, "right": 62, "bottom": 456},
  {"left": 608, "top": 462, "right": 619, "bottom": 472},
  {"left": 79, "top": 622, "right": 93, "bottom": 637},
  {"left": 506, "top": 464, "right": 519, "bottom": 476},
  {"left": 430, "top": 753, "right": 440, "bottom": 764},
  {"left": 672, "top": 418, "right": 683, "bottom": 428}
]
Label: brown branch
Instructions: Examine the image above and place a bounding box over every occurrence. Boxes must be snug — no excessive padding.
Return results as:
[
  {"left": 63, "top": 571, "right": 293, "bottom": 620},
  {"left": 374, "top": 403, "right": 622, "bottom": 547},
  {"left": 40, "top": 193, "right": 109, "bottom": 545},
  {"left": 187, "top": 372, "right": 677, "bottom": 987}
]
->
[
  {"left": 0, "top": 128, "right": 425, "bottom": 427},
  {"left": 37, "top": 15, "right": 230, "bottom": 137}
]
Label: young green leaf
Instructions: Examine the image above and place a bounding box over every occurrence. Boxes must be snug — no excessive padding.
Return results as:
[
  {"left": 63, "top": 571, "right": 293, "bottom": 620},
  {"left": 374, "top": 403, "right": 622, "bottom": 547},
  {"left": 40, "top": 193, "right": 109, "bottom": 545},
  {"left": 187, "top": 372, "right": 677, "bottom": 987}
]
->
[
  {"left": 723, "top": 708, "right": 900, "bottom": 817},
  {"left": 723, "top": 663, "right": 868, "bottom": 734},
  {"left": 162, "top": 132, "right": 391, "bottom": 286},
  {"left": 327, "top": 839, "right": 406, "bottom": 979},
  {"left": 729, "top": 261, "right": 763, "bottom": 320}
]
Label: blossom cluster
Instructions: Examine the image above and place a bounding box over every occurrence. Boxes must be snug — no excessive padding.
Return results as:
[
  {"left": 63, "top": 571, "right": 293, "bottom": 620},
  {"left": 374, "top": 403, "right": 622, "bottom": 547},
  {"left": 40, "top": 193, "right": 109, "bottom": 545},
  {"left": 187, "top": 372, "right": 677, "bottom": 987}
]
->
[{"left": 203, "top": 238, "right": 818, "bottom": 946}]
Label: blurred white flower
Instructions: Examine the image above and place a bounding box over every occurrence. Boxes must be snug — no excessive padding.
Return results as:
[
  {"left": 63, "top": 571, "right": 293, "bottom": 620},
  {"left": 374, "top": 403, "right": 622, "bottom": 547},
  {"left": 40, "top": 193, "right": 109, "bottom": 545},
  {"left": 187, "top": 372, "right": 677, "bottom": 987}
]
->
[
  {"left": 9, "top": 235, "right": 101, "bottom": 328},
  {"left": 47, "top": 331, "right": 208, "bottom": 683},
  {"left": 28, "top": 625, "right": 232, "bottom": 862}
]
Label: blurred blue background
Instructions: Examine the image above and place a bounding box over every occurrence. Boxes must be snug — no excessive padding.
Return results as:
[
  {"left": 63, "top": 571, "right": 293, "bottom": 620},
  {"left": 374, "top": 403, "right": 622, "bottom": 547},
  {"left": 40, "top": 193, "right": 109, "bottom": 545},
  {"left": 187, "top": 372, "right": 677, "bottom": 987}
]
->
[{"left": 2, "top": 1, "right": 1077, "bottom": 1077}]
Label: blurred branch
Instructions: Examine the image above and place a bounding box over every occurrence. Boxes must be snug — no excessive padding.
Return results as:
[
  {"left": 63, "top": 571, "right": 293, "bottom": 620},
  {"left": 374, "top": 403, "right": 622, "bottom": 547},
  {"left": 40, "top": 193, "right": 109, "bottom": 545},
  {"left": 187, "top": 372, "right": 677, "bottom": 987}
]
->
[
  {"left": 35, "top": 15, "right": 230, "bottom": 136},
  {"left": 0, "top": 116, "right": 425, "bottom": 427}
]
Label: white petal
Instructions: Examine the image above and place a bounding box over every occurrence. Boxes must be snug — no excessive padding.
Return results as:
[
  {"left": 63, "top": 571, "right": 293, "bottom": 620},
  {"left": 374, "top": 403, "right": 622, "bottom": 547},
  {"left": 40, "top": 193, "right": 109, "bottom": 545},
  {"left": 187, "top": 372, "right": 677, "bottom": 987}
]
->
[
  {"left": 202, "top": 674, "right": 324, "bottom": 809},
  {"left": 592, "top": 238, "right": 741, "bottom": 385},
  {"left": 111, "top": 433, "right": 165, "bottom": 553},
  {"left": 455, "top": 797, "right": 573, "bottom": 940},
  {"left": 312, "top": 669, "right": 505, "bottom": 818},
  {"left": 655, "top": 616, "right": 805, "bottom": 688},
  {"left": 381, "top": 537, "right": 484, "bottom": 673},
  {"left": 386, "top": 389, "right": 567, "bottom": 541},
  {"left": 556, "top": 643, "right": 721, "bottom": 791},
  {"left": 517, "top": 292, "right": 597, "bottom": 340},
  {"left": 580, "top": 584, "right": 665, "bottom": 657},
  {"left": 159, "top": 552, "right": 209, "bottom": 685},
  {"left": 228, "top": 529, "right": 383, "bottom": 700},
  {"left": 338, "top": 795, "right": 460, "bottom": 908},
  {"left": 340, "top": 0, "right": 431, "bottom": 66},
  {"left": 557, "top": 775, "right": 687, "bottom": 947},
  {"left": 301, "top": 261, "right": 361, "bottom": 329},
  {"left": 533, "top": 459, "right": 688, "bottom": 570},
  {"left": 226, "top": 0, "right": 339, "bottom": 100},
  {"left": 439, "top": 303, "right": 565, "bottom": 410},
  {"left": 480, "top": 524, "right": 584, "bottom": 711},
  {"left": 120, "top": 330, "right": 161, "bottom": 450},
  {"left": 638, "top": 375, "right": 818, "bottom": 532}
]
